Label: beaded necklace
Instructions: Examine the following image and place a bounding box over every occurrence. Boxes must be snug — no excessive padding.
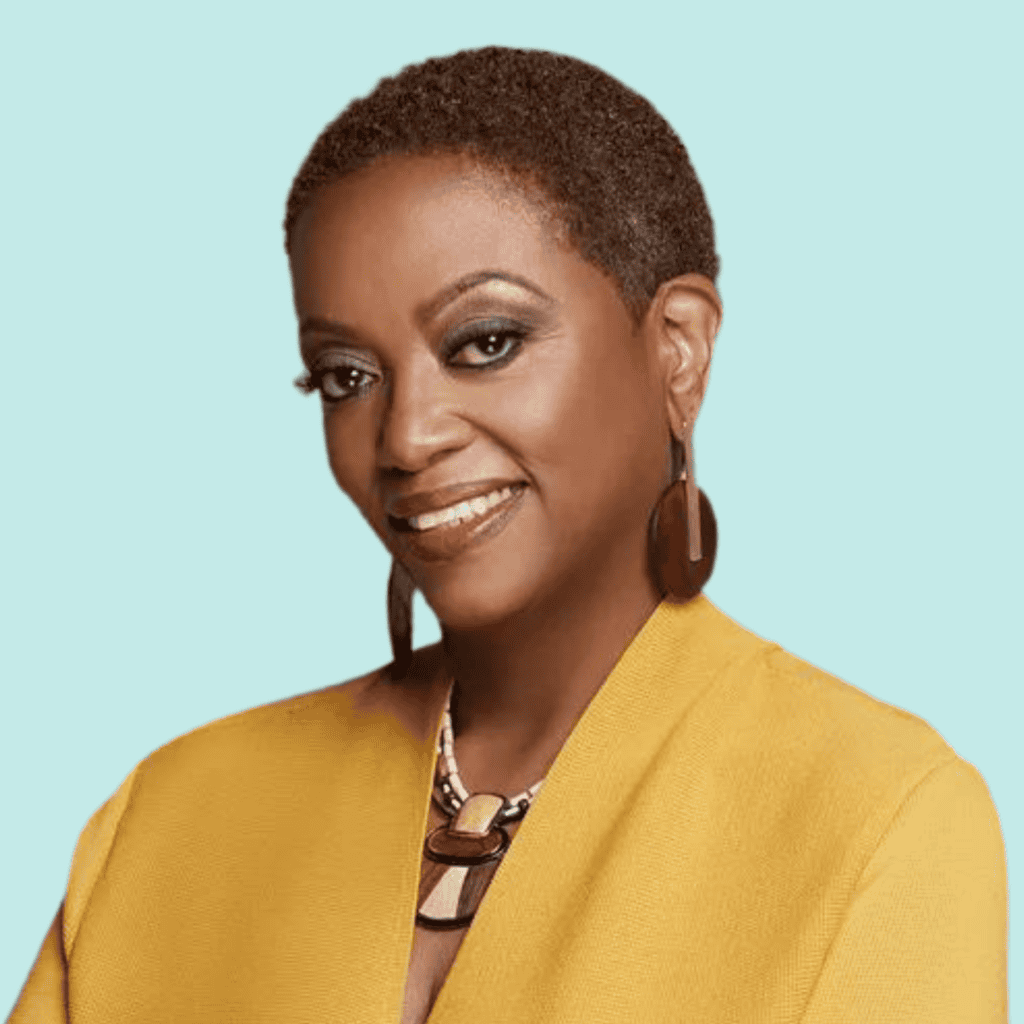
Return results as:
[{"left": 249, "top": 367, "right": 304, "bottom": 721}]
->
[{"left": 415, "top": 687, "right": 545, "bottom": 930}]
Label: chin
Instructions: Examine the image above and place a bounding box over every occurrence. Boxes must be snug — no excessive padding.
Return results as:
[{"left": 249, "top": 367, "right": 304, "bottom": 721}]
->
[{"left": 413, "top": 541, "right": 559, "bottom": 635}]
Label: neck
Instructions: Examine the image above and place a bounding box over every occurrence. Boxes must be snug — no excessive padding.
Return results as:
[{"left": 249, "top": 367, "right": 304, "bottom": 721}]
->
[{"left": 439, "top": 540, "right": 661, "bottom": 771}]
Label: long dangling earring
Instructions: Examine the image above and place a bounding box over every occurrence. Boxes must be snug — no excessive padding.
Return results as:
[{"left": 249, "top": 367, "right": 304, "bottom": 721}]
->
[
  {"left": 387, "top": 558, "right": 416, "bottom": 678},
  {"left": 648, "top": 426, "right": 718, "bottom": 602}
]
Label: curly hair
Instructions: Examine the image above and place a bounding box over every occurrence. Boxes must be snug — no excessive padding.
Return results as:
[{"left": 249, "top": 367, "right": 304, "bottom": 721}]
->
[{"left": 284, "top": 47, "right": 719, "bottom": 322}]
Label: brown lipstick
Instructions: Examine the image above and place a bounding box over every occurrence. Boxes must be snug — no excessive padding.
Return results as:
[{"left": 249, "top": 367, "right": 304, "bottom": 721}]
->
[{"left": 387, "top": 480, "right": 528, "bottom": 563}]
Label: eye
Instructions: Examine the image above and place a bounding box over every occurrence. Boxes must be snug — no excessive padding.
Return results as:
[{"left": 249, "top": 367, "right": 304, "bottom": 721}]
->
[
  {"left": 297, "top": 354, "right": 380, "bottom": 404},
  {"left": 445, "top": 321, "right": 526, "bottom": 369},
  {"left": 318, "top": 365, "right": 376, "bottom": 401}
]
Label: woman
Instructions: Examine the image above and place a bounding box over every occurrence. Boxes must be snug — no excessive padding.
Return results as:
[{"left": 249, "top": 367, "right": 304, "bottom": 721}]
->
[{"left": 9, "top": 47, "right": 1007, "bottom": 1024}]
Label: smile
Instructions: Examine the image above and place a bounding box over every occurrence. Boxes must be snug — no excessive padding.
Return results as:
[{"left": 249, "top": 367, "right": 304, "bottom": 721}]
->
[
  {"left": 387, "top": 481, "right": 528, "bottom": 563},
  {"left": 404, "top": 486, "right": 518, "bottom": 532}
]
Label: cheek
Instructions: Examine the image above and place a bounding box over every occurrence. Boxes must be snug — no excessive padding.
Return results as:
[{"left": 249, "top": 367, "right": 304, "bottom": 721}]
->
[
  {"left": 322, "top": 408, "right": 385, "bottom": 534},
  {"left": 494, "top": 328, "right": 664, "bottom": 518},
  {"left": 564, "top": 364, "right": 663, "bottom": 526}
]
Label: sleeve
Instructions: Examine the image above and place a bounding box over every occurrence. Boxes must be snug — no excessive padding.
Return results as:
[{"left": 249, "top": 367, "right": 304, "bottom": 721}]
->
[
  {"left": 6, "top": 767, "right": 138, "bottom": 1024},
  {"left": 5, "top": 906, "right": 68, "bottom": 1024},
  {"left": 801, "top": 756, "right": 1008, "bottom": 1024}
]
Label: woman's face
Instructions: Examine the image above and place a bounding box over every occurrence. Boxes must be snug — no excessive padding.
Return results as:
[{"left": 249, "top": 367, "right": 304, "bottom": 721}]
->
[{"left": 289, "top": 154, "right": 672, "bottom": 630}]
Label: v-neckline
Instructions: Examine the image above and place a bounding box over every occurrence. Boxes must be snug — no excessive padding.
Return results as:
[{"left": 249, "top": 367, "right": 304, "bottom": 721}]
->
[{"left": 406, "top": 595, "right": 738, "bottom": 1023}]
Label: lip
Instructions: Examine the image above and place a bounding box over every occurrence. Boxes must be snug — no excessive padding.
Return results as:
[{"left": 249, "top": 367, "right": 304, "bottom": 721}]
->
[
  {"left": 387, "top": 482, "right": 528, "bottom": 564},
  {"left": 385, "top": 478, "right": 527, "bottom": 520}
]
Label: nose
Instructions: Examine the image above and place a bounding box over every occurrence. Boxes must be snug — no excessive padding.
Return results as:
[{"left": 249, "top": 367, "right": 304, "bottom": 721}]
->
[{"left": 378, "top": 354, "right": 473, "bottom": 475}]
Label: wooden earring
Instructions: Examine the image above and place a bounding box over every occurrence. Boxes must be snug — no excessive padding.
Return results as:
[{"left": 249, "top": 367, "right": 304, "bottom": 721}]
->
[
  {"left": 649, "top": 430, "right": 718, "bottom": 602},
  {"left": 387, "top": 558, "right": 415, "bottom": 678}
]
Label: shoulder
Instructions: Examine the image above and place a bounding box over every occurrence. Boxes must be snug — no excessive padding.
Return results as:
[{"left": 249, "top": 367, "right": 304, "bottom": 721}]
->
[
  {"left": 738, "top": 637, "right": 954, "bottom": 777},
  {"left": 83, "top": 642, "right": 448, "bottom": 846},
  {"left": 659, "top": 598, "right": 954, "bottom": 777},
  {"left": 134, "top": 669, "right": 374, "bottom": 787},
  {"left": 685, "top": 601, "right": 983, "bottom": 846},
  {"left": 63, "top": 645, "right": 448, "bottom": 952},
  {"left": 669, "top": 602, "right": 1004, "bottom": 924},
  {"left": 134, "top": 641, "right": 447, "bottom": 784},
  {"left": 696, "top": 601, "right": 955, "bottom": 769}
]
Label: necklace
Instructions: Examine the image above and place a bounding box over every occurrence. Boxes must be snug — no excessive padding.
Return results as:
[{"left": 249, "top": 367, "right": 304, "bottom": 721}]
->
[{"left": 415, "top": 687, "right": 545, "bottom": 930}]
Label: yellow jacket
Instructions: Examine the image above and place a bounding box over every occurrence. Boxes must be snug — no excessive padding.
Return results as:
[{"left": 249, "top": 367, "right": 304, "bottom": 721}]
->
[{"left": 9, "top": 597, "right": 1007, "bottom": 1022}]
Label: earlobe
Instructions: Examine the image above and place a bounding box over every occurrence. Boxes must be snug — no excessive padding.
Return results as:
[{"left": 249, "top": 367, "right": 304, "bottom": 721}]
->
[{"left": 652, "top": 273, "right": 722, "bottom": 437}]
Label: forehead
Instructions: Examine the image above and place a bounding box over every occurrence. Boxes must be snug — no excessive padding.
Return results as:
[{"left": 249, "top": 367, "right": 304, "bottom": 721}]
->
[{"left": 288, "top": 154, "right": 588, "bottom": 315}]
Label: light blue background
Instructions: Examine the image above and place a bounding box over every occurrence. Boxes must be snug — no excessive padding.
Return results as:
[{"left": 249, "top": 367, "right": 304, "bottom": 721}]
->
[{"left": 2, "top": 0, "right": 1020, "bottom": 1015}]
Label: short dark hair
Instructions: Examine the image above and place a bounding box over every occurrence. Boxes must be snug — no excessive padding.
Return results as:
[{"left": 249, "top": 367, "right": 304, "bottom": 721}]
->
[{"left": 284, "top": 47, "right": 719, "bottom": 322}]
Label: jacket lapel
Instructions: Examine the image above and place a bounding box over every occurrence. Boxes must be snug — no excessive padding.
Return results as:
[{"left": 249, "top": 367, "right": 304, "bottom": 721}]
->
[{"left": 427, "top": 597, "right": 766, "bottom": 1022}]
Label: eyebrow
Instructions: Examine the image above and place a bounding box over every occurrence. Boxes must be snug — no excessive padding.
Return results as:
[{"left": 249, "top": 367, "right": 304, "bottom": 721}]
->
[
  {"left": 298, "top": 270, "right": 556, "bottom": 356},
  {"left": 298, "top": 316, "right": 360, "bottom": 341},
  {"left": 416, "top": 270, "right": 556, "bottom": 322}
]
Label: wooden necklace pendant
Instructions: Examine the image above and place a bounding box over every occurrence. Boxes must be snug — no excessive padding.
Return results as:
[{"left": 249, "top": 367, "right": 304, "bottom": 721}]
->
[{"left": 416, "top": 793, "right": 510, "bottom": 930}]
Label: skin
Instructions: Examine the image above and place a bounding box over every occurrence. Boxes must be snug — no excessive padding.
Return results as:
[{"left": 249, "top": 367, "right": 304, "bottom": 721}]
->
[{"left": 288, "top": 152, "right": 721, "bottom": 1020}]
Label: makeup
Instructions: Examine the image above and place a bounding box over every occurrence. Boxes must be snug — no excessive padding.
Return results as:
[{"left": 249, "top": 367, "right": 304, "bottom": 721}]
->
[{"left": 389, "top": 482, "right": 528, "bottom": 563}]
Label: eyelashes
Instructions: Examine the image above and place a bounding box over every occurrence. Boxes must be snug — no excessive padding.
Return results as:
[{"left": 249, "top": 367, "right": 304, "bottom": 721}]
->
[
  {"left": 295, "top": 362, "right": 378, "bottom": 402},
  {"left": 296, "top": 318, "right": 529, "bottom": 404},
  {"left": 294, "top": 350, "right": 380, "bottom": 403},
  {"left": 441, "top": 318, "right": 526, "bottom": 370}
]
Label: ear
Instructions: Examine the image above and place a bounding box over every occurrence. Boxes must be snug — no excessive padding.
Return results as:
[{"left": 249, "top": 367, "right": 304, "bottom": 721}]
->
[{"left": 647, "top": 273, "right": 723, "bottom": 438}]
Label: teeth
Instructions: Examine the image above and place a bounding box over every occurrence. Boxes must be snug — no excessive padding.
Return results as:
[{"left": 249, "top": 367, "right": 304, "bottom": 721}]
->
[{"left": 407, "top": 486, "right": 517, "bottom": 532}]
